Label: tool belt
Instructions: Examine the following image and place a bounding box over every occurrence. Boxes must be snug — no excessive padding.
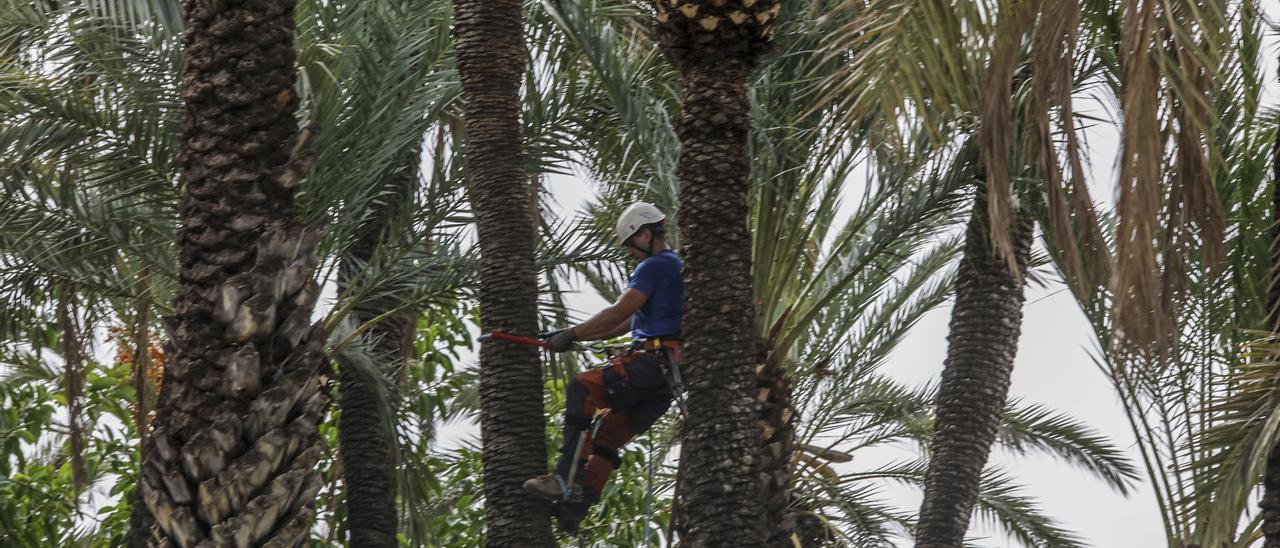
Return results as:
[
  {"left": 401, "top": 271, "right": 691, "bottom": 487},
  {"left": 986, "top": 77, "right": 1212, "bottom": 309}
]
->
[
  {"left": 600, "top": 338, "right": 681, "bottom": 408},
  {"left": 632, "top": 337, "right": 682, "bottom": 353}
]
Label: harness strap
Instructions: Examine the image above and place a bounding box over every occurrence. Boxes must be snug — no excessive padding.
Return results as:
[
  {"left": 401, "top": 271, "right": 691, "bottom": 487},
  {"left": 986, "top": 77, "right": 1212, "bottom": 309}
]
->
[
  {"left": 554, "top": 474, "right": 571, "bottom": 501},
  {"left": 591, "top": 444, "right": 622, "bottom": 468},
  {"left": 634, "top": 337, "right": 681, "bottom": 351},
  {"left": 609, "top": 338, "right": 680, "bottom": 377}
]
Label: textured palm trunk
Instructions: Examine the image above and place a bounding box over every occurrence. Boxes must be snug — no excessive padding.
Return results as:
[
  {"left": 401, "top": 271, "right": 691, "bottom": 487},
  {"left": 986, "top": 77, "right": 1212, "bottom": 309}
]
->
[
  {"left": 653, "top": 2, "right": 778, "bottom": 545},
  {"left": 755, "top": 358, "right": 798, "bottom": 546},
  {"left": 670, "top": 56, "right": 766, "bottom": 548},
  {"left": 132, "top": 297, "right": 153, "bottom": 447},
  {"left": 57, "top": 289, "right": 87, "bottom": 494},
  {"left": 128, "top": 0, "right": 329, "bottom": 546},
  {"left": 335, "top": 149, "right": 420, "bottom": 548},
  {"left": 1261, "top": 70, "right": 1280, "bottom": 547},
  {"left": 915, "top": 191, "right": 1033, "bottom": 548},
  {"left": 451, "top": 0, "right": 553, "bottom": 545},
  {"left": 336, "top": 315, "right": 409, "bottom": 547}
]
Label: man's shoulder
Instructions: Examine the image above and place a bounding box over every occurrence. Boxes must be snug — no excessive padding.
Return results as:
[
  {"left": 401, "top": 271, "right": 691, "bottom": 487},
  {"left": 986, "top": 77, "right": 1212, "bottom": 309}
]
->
[
  {"left": 654, "top": 250, "right": 682, "bottom": 267},
  {"left": 639, "top": 252, "right": 681, "bottom": 274}
]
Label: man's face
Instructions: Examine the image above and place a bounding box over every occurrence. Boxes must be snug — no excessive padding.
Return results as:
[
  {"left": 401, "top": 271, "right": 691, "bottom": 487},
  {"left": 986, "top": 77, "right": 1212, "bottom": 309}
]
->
[{"left": 623, "top": 229, "right": 651, "bottom": 261}]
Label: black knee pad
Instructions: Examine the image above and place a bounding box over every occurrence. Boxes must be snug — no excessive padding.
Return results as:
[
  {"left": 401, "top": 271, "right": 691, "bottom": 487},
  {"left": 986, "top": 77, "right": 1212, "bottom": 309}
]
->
[{"left": 592, "top": 444, "right": 622, "bottom": 469}]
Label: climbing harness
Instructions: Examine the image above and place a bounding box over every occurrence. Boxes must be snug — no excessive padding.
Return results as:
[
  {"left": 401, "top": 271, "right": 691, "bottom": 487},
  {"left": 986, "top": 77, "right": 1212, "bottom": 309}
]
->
[
  {"left": 634, "top": 337, "right": 688, "bottom": 420},
  {"left": 486, "top": 329, "right": 680, "bottom": 544},
  {"left": 481, "top": 331, "right": 687, "bottom": 419}
]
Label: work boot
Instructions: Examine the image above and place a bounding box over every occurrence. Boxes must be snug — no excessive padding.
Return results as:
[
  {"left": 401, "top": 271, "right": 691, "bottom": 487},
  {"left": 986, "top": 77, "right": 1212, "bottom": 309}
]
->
[
  {"left": 555, "top": 490, "right": 598, "bottom": 534},
  {"left": 523, "top": 474, "right": 582, "bottom": 503}
]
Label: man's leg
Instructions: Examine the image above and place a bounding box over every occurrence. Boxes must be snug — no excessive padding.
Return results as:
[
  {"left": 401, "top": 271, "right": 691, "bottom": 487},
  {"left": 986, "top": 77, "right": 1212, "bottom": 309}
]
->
[
  {"left": 581, "top": 411, "right": 636, "bottom": 495},
  {"left": 550, "top": 353, "right": 674, "bottom": 532},
  {"left": 579, "top": 354, "right": 674, "bottom": 498},
  {"left": 563, "top": 390, "right": 672, "bottom": 533},
  {"left": 555, "top": 368, "right": 608, "bottom": 481},
  {"left": 527, "top": 368, "right": 610, "bottom": 504},
  {"left": 550, "top": 410, "right": 633, "bottom": 534}
]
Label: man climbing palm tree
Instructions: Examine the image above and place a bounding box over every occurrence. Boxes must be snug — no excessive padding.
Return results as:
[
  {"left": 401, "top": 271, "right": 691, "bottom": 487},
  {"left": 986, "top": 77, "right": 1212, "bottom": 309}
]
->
[{"left": 524, "top": 202, "right": 683, "bottom": 533}]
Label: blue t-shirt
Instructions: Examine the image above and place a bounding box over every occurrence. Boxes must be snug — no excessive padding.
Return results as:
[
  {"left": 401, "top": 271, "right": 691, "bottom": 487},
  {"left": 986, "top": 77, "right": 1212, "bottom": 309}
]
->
[{"left": 628, "top": 250, "right": 683, "bottom": 339}]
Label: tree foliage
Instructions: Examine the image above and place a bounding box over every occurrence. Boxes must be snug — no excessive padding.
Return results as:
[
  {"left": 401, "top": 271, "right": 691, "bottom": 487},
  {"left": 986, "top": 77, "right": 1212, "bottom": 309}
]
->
[{"left": 0, "top": 0, "right": 1275, "bottom": 546}]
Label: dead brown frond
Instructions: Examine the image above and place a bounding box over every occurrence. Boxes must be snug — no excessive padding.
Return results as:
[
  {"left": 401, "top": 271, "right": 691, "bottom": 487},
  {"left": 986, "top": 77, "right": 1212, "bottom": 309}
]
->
[
  {"left": 1156, "top": 0, "right": 1227, "bottom": 315},
  {"left": 979, "top": 2, "right": 1036, "bottom": 279},
  {"left": 1110, "top": 0, "right": 1230, "bottom": 360},
  {"left": 1112, "top": 0, "right": 1169, "bottom": 359},
  {"left": 1029, "top": 0, "right": 1109, "bottom": 296}
]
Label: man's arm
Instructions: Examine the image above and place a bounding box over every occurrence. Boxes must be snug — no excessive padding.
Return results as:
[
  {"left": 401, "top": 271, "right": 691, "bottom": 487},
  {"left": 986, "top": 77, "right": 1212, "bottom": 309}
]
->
[
  {"left": 571, "top": 289, "right": 647, "bottom": 340},
  {"left": 600, "top": 316, "right": 634, "bottom": 339}
]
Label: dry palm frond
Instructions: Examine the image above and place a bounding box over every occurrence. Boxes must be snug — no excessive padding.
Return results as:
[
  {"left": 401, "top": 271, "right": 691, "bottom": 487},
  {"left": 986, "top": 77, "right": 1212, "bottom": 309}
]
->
[
  {"left": 1029, "top": 0, "right": 1109, "bottom": 296},
  {"left": 979, "top": 1, "right": 1036, "bottom": 279},
  {"left": 1111, "top": 0, "right": 1231, "bottom": 360},
  {"left": 1159, "top": 0, "right": 1227, "bottom": 281},
  {"left": 1112, "top": 0, "right": 1169, "bottom": 359}
]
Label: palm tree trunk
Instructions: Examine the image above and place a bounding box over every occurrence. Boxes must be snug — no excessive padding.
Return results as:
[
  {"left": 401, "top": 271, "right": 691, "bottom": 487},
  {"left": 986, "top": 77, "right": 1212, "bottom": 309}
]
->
[
  {"left": 915, "top": 191, "right": 1033, "bottom": 548},
  {"left": 450, "top": 0, "right": 553, "bottom": 545},
  {"left": 336, "top": 316, "right": 410, "bottom": 547},
  {"left": 652, "top": 1, "right": 778, "bottom": 543},
  {"left": 671, "top": 57, "right": 768, "bottom": 546},
  {"left": 129, "top": 0, "right": 328, "bottom": 545},
  {"left": 57, "top": 288, "right": 87, "bottom": 494},
  {"left": 132, "top": 297, "right": 152, "bottom": 447},
  {"left": 1260, "top": 65, "right": 1280, "bottom": 547},
  {"left": 336, "top": 148, "right": 420, "bottom": 547},
  {"left": 756, "top": 358, "right": 799, "bottom": 546}
]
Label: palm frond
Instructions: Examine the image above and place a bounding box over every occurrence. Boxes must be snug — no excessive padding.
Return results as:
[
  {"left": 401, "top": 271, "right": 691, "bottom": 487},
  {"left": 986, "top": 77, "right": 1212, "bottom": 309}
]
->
[{"left": 997, "top": 400, "right": 1140, "bottom": 494}]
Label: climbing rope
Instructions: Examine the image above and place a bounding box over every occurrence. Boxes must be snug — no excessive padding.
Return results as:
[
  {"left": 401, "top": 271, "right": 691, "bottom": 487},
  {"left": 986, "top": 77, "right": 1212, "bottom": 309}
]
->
[{"left": 643, "top": 435, "right": 656, "bottom": 547}]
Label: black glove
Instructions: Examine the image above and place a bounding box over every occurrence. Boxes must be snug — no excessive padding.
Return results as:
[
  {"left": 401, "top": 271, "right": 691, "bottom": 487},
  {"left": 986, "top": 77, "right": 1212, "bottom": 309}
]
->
[{"left": 545, "top": 327, "right": 578, "bottom": 353}]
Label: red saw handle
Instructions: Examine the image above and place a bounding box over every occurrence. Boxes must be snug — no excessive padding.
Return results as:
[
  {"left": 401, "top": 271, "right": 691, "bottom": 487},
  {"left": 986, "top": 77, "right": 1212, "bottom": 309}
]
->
[{"left": 479, "top": 331, "right": 547, "bottom": 348}]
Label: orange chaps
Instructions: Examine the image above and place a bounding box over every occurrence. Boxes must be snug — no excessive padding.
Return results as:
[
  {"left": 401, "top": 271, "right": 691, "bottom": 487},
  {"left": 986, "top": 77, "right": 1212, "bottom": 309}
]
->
[{"left": 556, "top": 348, "right": 676, "bottom": 497}]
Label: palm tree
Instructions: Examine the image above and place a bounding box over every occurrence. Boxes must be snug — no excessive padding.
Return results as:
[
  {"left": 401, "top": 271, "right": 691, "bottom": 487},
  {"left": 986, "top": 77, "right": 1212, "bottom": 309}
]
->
[
  {"left": 0, "top": 4, "right": 178, "bottom": 545},
  {"left": 333, "top": 150, "right": 419, "bottom": 547},
  {"left": 295, "top": 0, "right": 456, "bottom": 542},
  {"left": 131, "top": 0, "right": 331, "bottom": 544},
  {"left": 915, "top": 189, "right": 1033, "bottom": 547},
  {"left": 799, "top": 2, "right": 1046, "bottom": 542},
  {"left": 1, "top": 1, "right": 472, "bottom": 545},
  {"left": 805, "top": 1, "right": 1129, "bottom": 542},
  {"left": 1018, "top": 1, "right": 1269, "bottom": 546},
  {"left": 450, "top": 0, "right": 554, "bottom": 544},
  {"left": 649, "top": 0, "right": 780, "bottom": 544}
]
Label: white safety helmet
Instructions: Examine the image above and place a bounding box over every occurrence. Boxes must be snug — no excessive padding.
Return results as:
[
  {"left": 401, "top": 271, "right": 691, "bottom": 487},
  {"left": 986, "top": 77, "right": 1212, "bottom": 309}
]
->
[{"left": 615, "top": 202, "right": 667, "bottom": 245}]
